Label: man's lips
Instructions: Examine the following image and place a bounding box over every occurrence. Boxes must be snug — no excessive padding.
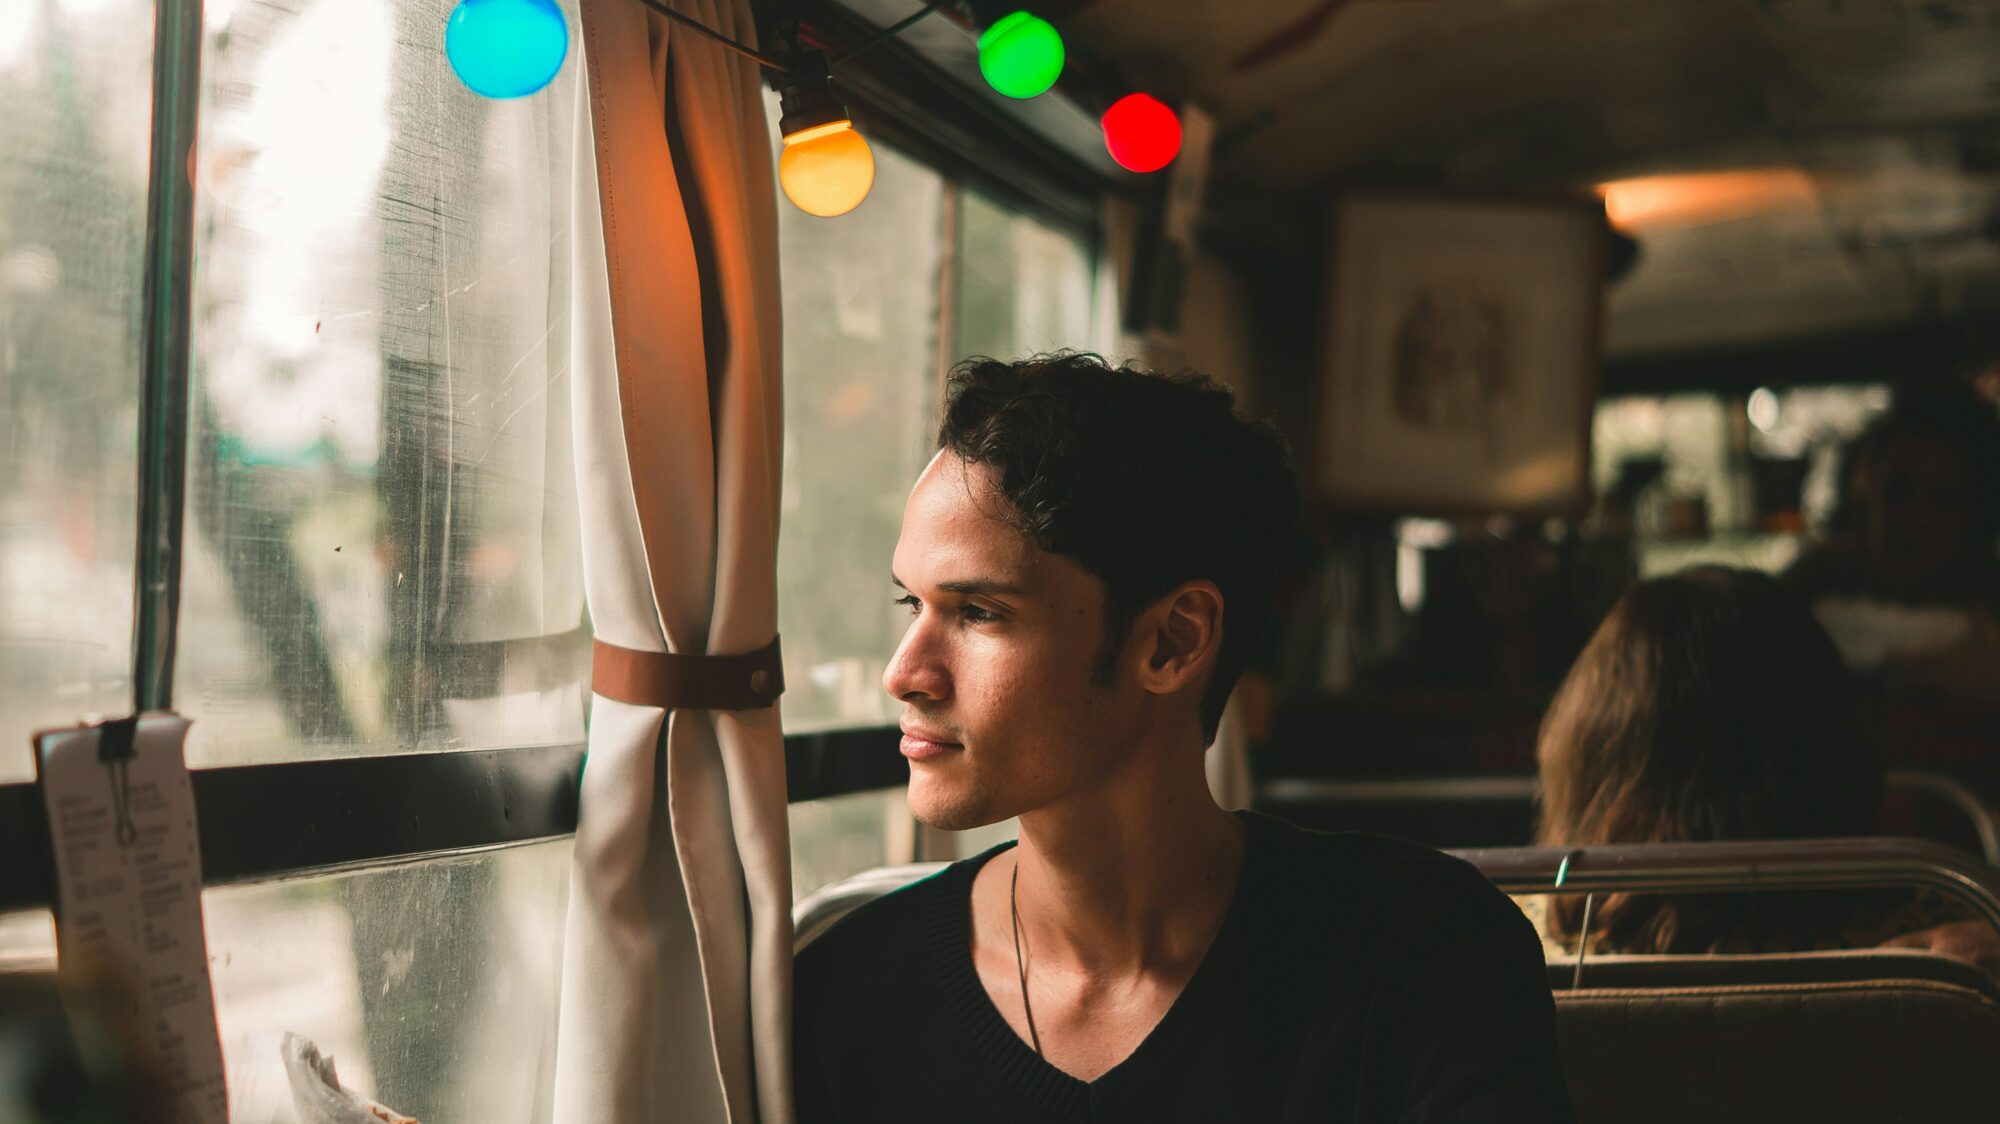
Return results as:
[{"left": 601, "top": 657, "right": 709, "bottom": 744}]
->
[{"left": 899, "top": 724, "right": 962, "bottom": 761}]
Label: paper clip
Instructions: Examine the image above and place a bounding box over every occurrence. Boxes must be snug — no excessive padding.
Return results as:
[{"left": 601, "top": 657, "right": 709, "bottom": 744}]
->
[{"left": 96, "top": 716, "right": 140, "bottom": 847}]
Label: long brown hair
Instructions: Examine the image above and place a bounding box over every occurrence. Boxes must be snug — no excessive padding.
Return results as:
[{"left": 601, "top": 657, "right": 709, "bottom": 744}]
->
[{"left": 1536, "top": 566, "right": 1882, "bottom": 953}]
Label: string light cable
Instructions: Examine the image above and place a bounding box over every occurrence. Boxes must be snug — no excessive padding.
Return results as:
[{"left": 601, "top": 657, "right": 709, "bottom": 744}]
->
[{"left": 444, "top": 0, "right": 1185, "bottom": 217}]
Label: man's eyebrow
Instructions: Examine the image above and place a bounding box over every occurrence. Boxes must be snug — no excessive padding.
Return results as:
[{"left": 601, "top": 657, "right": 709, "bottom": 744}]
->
[
  {"left": 940, "top": 579, "right": 1025, "bottom": 596},
  {"left": 888, "top": 573, "right": 1025, "bottom": 596}
]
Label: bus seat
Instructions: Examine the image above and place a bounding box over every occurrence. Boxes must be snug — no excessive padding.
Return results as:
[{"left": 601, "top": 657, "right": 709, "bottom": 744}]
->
[
  {"left": 794, "top": 862, "right": 945, "bottom": 952},
  {"left": 794, "top": 862, "right": 2000, "bottom": 1120},
  {"left": 1545, "top": 947, "right": 2000, "bottom": 1003},
  {"left": 1552, "top": 973, "right": 2000, "bottom": 1122}
]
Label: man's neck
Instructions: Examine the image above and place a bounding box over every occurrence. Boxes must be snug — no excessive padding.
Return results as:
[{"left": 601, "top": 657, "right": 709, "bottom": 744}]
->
[{"left": 1008, "top": 753, "right": 1247, "bottom": 979}]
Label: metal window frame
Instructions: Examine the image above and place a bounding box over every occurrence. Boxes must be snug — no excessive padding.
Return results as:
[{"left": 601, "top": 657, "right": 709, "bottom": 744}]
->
[
  {"left": 0, "top": 728, "right": 907, "bottom": 914},
  {"left": 0, "top": 745, "right": 586, "bottom": 913}
]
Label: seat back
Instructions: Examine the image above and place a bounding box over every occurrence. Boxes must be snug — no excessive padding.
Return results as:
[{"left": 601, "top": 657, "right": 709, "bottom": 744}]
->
[
  {"left": 1545, "top": 947, "right": 2000, "bottom": 1002},
  {"left": 1465, "top": 838, "right": 2000, "bottom": 1122},
  {"left": 1555, "top": 973, "right": 2000, "bottom": 1122}
]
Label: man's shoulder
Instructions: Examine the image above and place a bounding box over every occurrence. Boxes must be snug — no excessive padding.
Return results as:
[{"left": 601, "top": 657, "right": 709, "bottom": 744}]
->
[
  {"left": 1241, "top": 810, "right": 1523, "bottom": 931},
  {"left": 1245, "top": 809, "right": 1487, "bottom": 881}
]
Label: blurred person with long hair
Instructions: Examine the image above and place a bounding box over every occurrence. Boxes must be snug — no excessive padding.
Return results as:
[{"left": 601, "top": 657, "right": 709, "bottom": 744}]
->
[{"left": 1533, "top": 566, "right": 1994, "bottom": 971}]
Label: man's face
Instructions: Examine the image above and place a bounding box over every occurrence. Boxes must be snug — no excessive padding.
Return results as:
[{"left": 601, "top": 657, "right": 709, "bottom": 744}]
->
[{"left": 884, "top": 453, "right": 1138, "bottom": 829}]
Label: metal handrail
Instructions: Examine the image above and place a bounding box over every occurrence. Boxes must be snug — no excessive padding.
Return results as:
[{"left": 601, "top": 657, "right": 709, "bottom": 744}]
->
[
  {"left": 1259, "top": 771, "right": 2000, "bottom": 866},
  {"left": 1258, "top": 776, "right": 1538, "bottom": 803},
  {"left": 792, "top": 838, "right": 2000, "bottom": 956},
  {"left": 1887, "top": 770, "right": 2000, "bottom": 868},
  {"left": 1455, "top": 836, "right": 2000, "bottom": 939}
]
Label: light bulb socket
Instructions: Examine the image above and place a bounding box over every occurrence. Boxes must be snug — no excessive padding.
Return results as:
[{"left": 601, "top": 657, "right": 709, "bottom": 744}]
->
[{"left": 779, "top": 53, "right": 849, "bottom": 138}]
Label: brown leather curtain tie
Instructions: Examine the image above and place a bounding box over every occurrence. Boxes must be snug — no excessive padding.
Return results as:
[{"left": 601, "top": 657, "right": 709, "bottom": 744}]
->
[{"left": 591, "top": 635, "right": 784, "bottom": 710}]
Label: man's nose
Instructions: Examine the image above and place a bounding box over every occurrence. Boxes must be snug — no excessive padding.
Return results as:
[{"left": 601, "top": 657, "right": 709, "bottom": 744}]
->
[{"left": 883, "top": 621, "right": 949, "bottom": 702}]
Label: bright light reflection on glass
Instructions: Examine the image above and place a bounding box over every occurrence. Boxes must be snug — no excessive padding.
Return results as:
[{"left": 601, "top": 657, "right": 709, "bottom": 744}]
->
[
  {"left": 1748, "top": 386, "right": 1781, "bottom": 432},
  {"left": 180, "top": 0, "right": 588, "bottom": 767}
]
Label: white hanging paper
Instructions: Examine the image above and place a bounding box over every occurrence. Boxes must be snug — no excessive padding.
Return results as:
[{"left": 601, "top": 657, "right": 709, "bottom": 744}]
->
[{"left": 35, "top": 714, "right": 229, "bottom": 1123}]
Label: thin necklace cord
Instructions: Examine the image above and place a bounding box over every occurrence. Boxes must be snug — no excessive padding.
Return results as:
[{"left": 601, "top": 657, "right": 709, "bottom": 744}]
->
[{"left": 1010, "top": 857, "right": 1045, "bottom": 1058}]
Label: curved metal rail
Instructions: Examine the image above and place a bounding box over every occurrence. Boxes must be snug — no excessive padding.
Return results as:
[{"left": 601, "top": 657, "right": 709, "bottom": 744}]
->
[
  {"left": 793, "top": 837, "right": 2000, "bottom": 955},
  {"left": 794, "top": 862, "right": 945, "bottom": 951},
  {"left": 1456, "top": 836, "right": 2000, "bottom": 938},
  {"left": 1887, "top": 769, "right": 2000, "bottom": 868}
]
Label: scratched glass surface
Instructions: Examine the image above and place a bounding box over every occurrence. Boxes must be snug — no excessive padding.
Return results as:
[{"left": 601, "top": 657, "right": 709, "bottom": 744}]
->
[
  {"left": 0, "top": 2, "right": 152, "bottom": 783},
  {"left": 767, "top": 88, "right": 949, "bottom": 735},
  {"left": 205, "top": 840, "right": 570, "bottom": 1123},
  {"left": 177, "top": 0, "right": 588, "bottom": 765}
]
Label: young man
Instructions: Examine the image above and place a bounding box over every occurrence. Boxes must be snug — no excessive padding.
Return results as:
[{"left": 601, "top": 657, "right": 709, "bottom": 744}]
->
[{"left": 793, "top": 355, "right": 1573, "bottom": 1122}]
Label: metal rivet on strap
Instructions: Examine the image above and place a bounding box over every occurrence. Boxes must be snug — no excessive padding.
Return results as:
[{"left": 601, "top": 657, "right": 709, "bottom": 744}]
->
[{"left": 750, "top": 669, "right": 772, "bottom": 697}]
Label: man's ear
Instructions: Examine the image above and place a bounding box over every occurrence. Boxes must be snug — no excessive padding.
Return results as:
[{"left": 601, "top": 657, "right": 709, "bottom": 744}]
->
[{"left": 1134, "top": 581, "right": 1224, "bottom": 697}]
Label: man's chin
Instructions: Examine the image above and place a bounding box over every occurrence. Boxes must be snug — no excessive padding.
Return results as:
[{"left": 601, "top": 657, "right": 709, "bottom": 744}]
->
[{"left": 907, "top": 777, "right": 1002, "bottom": 833}]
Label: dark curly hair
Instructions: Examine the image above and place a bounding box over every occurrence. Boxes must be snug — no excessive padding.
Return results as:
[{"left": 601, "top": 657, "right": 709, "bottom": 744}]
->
[{"left": 936, "top": 352, "right": 1297, "bottom": 742}]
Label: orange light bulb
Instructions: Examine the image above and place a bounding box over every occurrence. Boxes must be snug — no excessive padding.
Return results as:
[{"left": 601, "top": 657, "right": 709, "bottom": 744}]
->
[{"left": 779, "top": 119, "right": 875, "bottom": 218}]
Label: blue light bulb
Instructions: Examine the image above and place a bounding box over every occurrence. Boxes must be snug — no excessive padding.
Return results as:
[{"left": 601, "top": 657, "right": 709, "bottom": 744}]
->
[{"left": 446, "top": 0, "right": 569, "bottom": 100}]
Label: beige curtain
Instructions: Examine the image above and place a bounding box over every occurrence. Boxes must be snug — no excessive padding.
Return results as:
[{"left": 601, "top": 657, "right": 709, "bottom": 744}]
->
[{"left": 554, "top": 2, "right": 791, "bottom": 1121}]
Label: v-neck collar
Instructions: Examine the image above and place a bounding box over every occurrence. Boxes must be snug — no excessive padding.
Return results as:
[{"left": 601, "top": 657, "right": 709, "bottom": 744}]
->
[{"left": 929, "top": 812, "right": 1261, "bottom": 1119}]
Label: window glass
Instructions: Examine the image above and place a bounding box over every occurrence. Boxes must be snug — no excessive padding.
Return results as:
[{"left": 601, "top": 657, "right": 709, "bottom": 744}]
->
[
  {"left": 789, "top": 789, "right": 910, "bottom": 904},
  {"left": 0, "top": 909, "right": 56, "bottom": 972},
  {"left": 770, "top": 100, "right": 946, "bottom": 734},
  {"left": 0, "top": 842, "right": 568, "bottom": 1121},
  {"left": 208, "top": 840, "right": 569, "bottom": 1122},
  {"left": 177, "top": 0, "right": 588, "bottom": 766},
  {"left": 767, "top": 111, "right": 1098, "bottom": 887},
  {"left": 0, "top": 2, "right": 153, "bottom": 782},
  {"left": 953, "top": 186, "right": 1096, "bottom": 360}
]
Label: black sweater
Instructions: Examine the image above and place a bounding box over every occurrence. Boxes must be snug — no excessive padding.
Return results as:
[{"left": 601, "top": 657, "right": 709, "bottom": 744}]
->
[{"left": 793, "top": 811, "right": 1574, "bottom": 1122}]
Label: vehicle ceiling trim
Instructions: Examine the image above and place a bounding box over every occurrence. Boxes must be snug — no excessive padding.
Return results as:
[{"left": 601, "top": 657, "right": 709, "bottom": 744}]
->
[{"left": 781, "top": 0, "right": 1110, "bottom": 241}]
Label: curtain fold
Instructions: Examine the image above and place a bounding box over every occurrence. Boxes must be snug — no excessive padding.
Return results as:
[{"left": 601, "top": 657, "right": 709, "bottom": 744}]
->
[{"left": 555, "top": 1, "right": 790, "bottom": 1119}]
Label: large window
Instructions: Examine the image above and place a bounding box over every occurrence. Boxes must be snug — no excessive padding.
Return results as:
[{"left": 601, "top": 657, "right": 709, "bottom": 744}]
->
[
  {"left": 4, "top": 2, "right": 1107, "bottom": 1102},
  {"left": 2, "top": 1, "right": 582, "bottom": 1119},
  {"left": 770, "top": 102, "right": 1103, "bottom": 897},
  {"left": 179, "top": 0, "right": 588, "bottom": 768},
  {"left": 774, "top": 124, "right": 948, "bottom": 736}
]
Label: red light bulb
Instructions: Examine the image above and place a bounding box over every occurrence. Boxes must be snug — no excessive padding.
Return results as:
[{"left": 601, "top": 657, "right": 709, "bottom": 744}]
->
[{"left": 1101, "top": 93, "right": 1181, "bottom": 173}]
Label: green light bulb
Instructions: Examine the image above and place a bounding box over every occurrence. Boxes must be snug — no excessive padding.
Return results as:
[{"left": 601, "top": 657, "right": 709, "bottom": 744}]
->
[{"left": 978, "top": 11, "right": 1064, "bottom": 99}]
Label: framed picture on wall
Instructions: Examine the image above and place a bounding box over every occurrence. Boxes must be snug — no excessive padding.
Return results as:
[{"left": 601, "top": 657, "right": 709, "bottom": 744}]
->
[{"left": 1311, "top": 192, "right": 1607, "bottom": 516}]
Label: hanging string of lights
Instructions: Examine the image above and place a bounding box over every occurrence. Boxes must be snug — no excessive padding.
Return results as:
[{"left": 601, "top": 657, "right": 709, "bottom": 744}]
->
[{"left": 443, "top": 0, "right": 1186, "bottom": 216}]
